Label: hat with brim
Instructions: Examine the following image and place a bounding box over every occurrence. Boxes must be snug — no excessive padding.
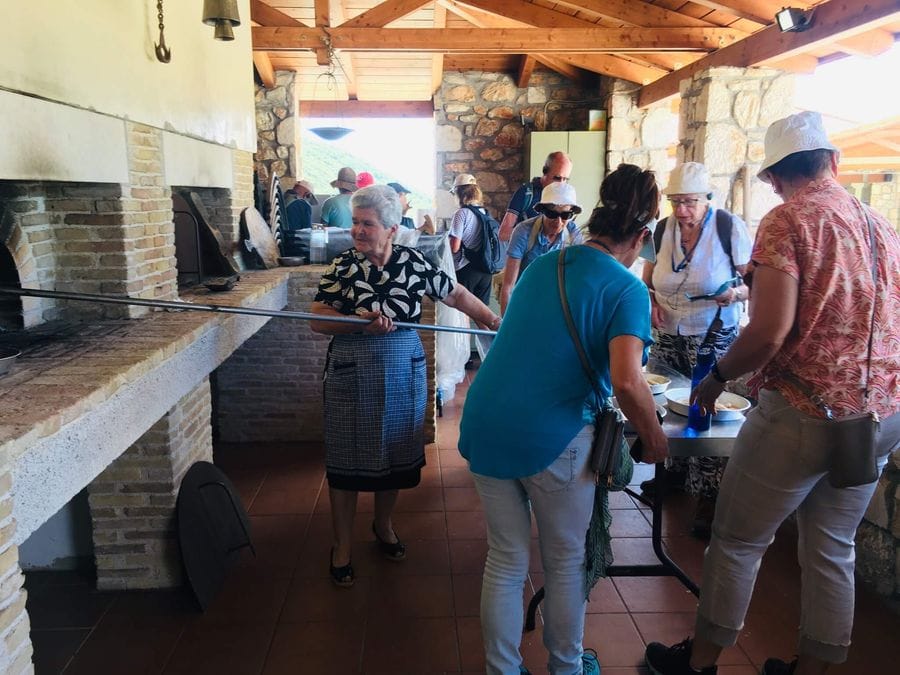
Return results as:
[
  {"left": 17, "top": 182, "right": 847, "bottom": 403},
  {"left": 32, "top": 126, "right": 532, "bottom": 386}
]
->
[
  {"left": 664, "top": 162, "right": 711, "bottom": 196},
  {"left": 757, "top": 111, "right": 839, "bottom": 183},
  {"left": 293, "top": 180, "right": 318, "bottom": 205},
  {"left": 450, "top": 173, "right": 477, "bottom": 194},
  {"left": 387, "top": 182, "right": 411, "bottom": 194},
  {"left": 330, "top": 166, "right": 358, "bottom": 191},
  {"left": 535, "top": 182, "right": 582, "bottom": 215}
]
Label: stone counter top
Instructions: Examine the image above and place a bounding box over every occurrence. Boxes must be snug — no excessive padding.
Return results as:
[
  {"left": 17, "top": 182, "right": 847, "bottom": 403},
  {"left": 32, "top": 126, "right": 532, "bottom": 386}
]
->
[{"left": 0, "top": 269, "right": 290, "bottom": 540}]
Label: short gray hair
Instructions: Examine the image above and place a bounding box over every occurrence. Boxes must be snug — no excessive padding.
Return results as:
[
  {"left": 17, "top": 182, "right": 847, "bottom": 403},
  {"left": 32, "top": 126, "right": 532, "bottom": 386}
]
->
[{"left": 350, "top": 185, "right": 402, "bottom": 228}]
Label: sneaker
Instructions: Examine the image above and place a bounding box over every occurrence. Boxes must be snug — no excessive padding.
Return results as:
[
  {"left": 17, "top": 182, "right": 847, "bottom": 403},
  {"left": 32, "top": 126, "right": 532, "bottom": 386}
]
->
[
  {"left": 761, "top": 657, "right": 797, "bottom": 674},
  {"left": 645, "top": 638, "right": 717, "bottom": 675},
  {"left": 582, "top": 648, "right": 601, "bottom": 674}
]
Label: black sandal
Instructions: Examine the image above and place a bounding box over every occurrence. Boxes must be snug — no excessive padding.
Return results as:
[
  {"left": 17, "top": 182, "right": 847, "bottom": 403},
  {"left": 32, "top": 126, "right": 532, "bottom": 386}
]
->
[
  {"left": 372, "top": 522, "right": 406, "bottom": 561},
  {"left": 329, "top": 547, "right": 355, "bottom": 587}
]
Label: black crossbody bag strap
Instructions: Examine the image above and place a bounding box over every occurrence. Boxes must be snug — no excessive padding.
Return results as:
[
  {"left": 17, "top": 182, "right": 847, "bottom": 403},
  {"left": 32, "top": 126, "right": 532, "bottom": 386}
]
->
[{"left": 557, "top": 249, "right": 603, "bottom": 402}]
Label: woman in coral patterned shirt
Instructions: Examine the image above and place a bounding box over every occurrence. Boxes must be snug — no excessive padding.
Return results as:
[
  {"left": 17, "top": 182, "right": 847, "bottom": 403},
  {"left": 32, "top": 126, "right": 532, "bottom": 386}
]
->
[{"left": 644, "top": 112, "right": 900, "bottom": 675}]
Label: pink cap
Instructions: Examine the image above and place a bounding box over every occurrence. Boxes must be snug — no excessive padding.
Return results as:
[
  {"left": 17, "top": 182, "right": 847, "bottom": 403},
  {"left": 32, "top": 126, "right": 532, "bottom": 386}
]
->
[{"left": 356, "top": 171, "right": 375, "bottom": 188}]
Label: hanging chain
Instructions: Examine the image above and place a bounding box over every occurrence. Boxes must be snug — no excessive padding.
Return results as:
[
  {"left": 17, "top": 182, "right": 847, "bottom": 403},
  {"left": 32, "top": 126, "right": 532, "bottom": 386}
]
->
[{"left": 154, "top": 0, "right": 172, "bottom": 63}]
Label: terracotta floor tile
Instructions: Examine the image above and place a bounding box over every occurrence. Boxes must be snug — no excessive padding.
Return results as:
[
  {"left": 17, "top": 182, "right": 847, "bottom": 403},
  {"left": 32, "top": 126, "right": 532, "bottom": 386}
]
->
[
  {"left": 610, "top": 508, "right": 654, "bottom": 538},
  {"left": 609, "top": 490, "right": 639, "bottom": 509},
  {"left": 395, "top": 486, "right": 445, "bottom": 512},
  {"left": 30, "top": 628, "right": 89, "bottom": 674},
  {"left": 582, "top": 613, "right": 646, "bottom": 667},
  {"left": 439, "top": 449, "right": 469, "bottom": 468},
  {"left": 361, "top": 616, "right": 460, "bottom": 673},
  {"left": 630, "top": 612, "right": 750, "bottom": 665},
  {"left": 62, "top": 622, "right": 184, "bottom": 675},
  {"left": 737, "top": 609, "right": 800, "bottom": 668},
  {"left": 263, "top": 620, "right": 364, "bottom": 675},
  {"left": 248, "top": 486, "right": 320, "bottom": 515},
  {"left": 260, "top": 464, "right": 324, "bottom": 493},
  {"left": 191, "top": 575, "right": 290, "bottom": 629},
  {"left": 161, "top": 623, "right": 272, "bottom": 675},
  {"left": 446, "top": 510, "right": 486, "bottom": 539},
  {"left": 613, "top": 577, "right": 699, "bottom": 614},
  {"left": 369, "top": 537, "right": 451, "bottom": 577},
  {"left": 233, "top": 514, "right": 306, "bottom": 579},
  {"left": 452, "top": 573, "right": 482, "bottom": 617},
  {"left": 449, "top": 539, "right": 488, "bottom": 574},
  {"left": 656, "top": 535, "right": 707, "bottom": 581},
  {"left": 419, "top": 462, "right": 443, "bottom": 487},
  {"left": 313, "top": 490, "right": 375, "bottom": 514},
  {"left": 390, "top": 511, "right": 448, "bottom": 540},
  {"left": 367, "top": 574, "right": 454, "bottom": 618},
  {"left": 456, "top": 616, "right": 486, "bottom": 672},
  {"left": 586, "top": 577, "right": 627, "bottom": 614},
  {"left": 279, "top": 575, "right": 372, "bottom": 624},
  {"left": 441, "top": 466, "right": 475, "bottom": 488},
  {"left": 25, "top": 583, "right": 115, "bottom": 630},
  {"left": 443, "top": 486, "right": 482, "bottom": 511},
  {"left": 611, "top": 538, "right": 661, "bottom": 566}
]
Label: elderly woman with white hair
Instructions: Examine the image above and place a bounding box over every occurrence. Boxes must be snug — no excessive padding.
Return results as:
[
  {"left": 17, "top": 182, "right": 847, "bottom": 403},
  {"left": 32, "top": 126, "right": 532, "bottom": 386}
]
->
[
  {"left": 310, "top": 184, "right": 500, "bottom": 587},
  {"left": 641, "top": 162, "right": 752, "bottom": 537}
]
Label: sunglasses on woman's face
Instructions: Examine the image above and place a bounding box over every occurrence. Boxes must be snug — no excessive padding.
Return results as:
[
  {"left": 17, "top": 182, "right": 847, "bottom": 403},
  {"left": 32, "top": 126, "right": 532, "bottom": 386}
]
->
[{"left": 543, "top": 209, "right": 573, "bottom": 221}]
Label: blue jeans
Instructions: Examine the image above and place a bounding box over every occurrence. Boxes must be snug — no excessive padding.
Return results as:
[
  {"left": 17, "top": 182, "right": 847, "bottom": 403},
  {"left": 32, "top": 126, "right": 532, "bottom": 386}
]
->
[
  {"left": 695, "top": 389, "right": 900, "bottom": 663},
  {"left": 472, "top": 427, "right": 595, "bottom": 675}
]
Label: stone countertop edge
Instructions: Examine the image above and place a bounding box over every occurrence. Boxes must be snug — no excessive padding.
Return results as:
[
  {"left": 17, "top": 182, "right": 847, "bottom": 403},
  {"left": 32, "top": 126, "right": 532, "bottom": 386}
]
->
[{"left": 0, "top": 269, "right": 291, "bottom": 452}]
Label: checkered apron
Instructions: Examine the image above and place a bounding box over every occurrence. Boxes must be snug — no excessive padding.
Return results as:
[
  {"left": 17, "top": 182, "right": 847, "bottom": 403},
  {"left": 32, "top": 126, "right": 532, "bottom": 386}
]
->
[{"left": 324, "top": 330, "right": 427, "bottom": 481}]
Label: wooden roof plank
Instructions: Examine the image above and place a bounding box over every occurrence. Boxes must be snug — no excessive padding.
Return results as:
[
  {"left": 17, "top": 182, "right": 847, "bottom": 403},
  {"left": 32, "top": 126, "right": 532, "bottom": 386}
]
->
[
  {"left": 517, "top": 55, "right": 537, "bottom": 87},
  {"left": 456, "top": 0, "right": 594, "bottom": 28},
  {"left": 340, "top": 0, "right": 433, "bottom": 28},
  {"left": 250, "top": 0, "right": 306, "bottom": 27},
  {"left": 549, "top": 0, "right": 717, "bottom": 27},
  {"left": 432, "top": 2, "right": 447, "bottom": 94},
  {"left": 555, "top": 52, "right": 667, "bottom": 83},
  {"left": 314, "top": 0, "right": 330, "bottom": 26},
  {"left": 253, "top": 52, "right": 277, "bottom": 88},
  {"left": 252, "top": 26, "right": 741, "bottom": 51},
  {"left": 831, "top": 29, "right": 896, "bottom": 57},
  {"left": 638, "top": 0, "right": 900, "bottom": 106},
  {"left": 686, "top": 0, "right": 799, "bottom": 26},
  {"left": 531, "top": 54, "right": 589, "bottom": 83}
]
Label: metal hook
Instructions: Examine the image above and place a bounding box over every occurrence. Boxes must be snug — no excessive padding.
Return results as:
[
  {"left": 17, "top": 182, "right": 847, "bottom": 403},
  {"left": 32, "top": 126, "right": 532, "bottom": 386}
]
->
[{"left": 154, "top": 0, "right": 171, "bottom": 63}]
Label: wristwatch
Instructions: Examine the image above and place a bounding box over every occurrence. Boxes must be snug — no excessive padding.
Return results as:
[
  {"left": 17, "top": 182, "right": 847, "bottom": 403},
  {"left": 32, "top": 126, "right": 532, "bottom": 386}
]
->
[{"left": 711, "top": 362, "right": 728, "bottom": 383}]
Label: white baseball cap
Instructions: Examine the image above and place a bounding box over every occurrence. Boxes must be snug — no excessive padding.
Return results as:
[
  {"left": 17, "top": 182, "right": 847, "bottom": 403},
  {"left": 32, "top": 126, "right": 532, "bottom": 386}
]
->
[
  {"left": 758, "top": 111, "right": 839, "bottom": 183},
  {"left": 450, "top": 173, "right": 477, "bottom": 193},
  {"left": 664, "top": 162, "right": 711, "bottom": 196},
  {"left": 536, "top": 182, "right": 582, "bottom": 214}
]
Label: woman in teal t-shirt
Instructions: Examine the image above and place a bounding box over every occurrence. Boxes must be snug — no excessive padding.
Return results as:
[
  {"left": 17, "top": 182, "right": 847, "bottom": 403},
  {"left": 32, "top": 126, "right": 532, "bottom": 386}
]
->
[{"left": 459, "top": 165, "right": 670, "bottom": 675}]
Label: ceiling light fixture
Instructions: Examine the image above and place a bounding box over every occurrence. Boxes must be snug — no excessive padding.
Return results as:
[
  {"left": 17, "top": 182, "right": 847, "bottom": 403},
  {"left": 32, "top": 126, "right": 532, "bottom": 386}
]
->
[
  {"left": 309, "top": 38, "right": 353, "bottom": 142},
  {"left": 775, "top": 7, "right": 814, "bottom": 32}
]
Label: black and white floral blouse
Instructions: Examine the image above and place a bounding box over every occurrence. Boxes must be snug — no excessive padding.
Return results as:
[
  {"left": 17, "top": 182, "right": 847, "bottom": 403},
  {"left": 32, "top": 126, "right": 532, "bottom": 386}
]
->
[{"left": 314, "top": 245, "right": 455, "bottom": 323}]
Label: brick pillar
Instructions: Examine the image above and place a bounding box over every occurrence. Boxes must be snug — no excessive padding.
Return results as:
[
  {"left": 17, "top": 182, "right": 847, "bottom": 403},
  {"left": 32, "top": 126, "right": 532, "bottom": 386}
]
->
[
  {"left": 123, "top": 122, "right": 177, "bottom": 306},
  {"left": 0, "top": 466, "right": 34, "bottom": 674},
  {"left": 87, "top": 378, "right": 213, "bottom": 590}
]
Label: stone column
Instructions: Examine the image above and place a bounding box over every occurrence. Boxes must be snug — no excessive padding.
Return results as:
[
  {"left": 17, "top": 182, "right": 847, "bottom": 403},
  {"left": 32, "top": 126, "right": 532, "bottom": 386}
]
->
[
  {"left": 87, "top": 378, "right": 213, "bottom": 590},
  {"left": 677, "top": 67, "right": 794, "bottom": 229},
  {"left": 255, "top": 72, "right": 301, "bottom": 191}
]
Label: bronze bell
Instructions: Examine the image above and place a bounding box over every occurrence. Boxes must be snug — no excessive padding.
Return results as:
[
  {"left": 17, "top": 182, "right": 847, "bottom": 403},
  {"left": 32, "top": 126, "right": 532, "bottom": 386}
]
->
[{"left": 202, "top": 0, "right": 241, "bottom": 41}]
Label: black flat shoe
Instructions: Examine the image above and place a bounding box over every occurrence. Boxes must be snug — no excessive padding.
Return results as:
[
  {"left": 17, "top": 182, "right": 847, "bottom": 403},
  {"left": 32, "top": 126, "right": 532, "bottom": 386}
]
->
[
  {"left": 329, "top": 548, "right": 354, "bottom": 587},
  {"left": 372, "top": 522, "right": 406, "bottom": 561}
]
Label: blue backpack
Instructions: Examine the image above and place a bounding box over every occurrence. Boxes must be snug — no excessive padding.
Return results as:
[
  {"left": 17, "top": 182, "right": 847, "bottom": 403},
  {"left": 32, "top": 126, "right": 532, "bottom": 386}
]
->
[{"left": 463, "top": 205, "right": 507, "bottom": 274}]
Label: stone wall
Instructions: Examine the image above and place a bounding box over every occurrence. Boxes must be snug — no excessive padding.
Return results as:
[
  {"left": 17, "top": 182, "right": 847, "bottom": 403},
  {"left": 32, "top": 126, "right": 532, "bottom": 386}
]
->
[
  {"left": 857, "top": 452, "right": 900, "bottom": 602},
  {"left": 848, "top": 178, "right": 900, "bottom": 230},
  {"left": 215, "top": 267, "right": 438, "bottom": 445},
  {"left": 435, "top": 71, "right": 601, "bottom": 216},
  {"left": 678, "top": 67, "right": 794, "bottom": 229},
  {"left": 603, "top": 78, "right": 679, "bottom": 187},
  {"left": 255, "top": 71, "right": 300, "bottom": 191}
]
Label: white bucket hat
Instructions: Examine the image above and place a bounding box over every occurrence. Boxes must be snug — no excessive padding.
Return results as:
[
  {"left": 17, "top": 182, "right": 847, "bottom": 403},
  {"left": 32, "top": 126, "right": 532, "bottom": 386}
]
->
[
  {"left": 664, "top": 162, "right": 711, "bottom": 196},
  {"left": 758, "top": 111, "right": 839, "bottom": 183},
  {"left": 536, "top": 182, "right": 582, "bottom": 214},
  {"left": 450, "top": 173, "right": 477, "bottom": 193}
]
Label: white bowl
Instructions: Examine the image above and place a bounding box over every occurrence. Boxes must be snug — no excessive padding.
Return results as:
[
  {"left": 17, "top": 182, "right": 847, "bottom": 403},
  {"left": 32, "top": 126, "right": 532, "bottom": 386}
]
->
[
  {"left": 643, "top": 372, "right": 671, "bottom": 395},
  {"left": 665, "top": 388, "right": 750, "bottom": 421}
]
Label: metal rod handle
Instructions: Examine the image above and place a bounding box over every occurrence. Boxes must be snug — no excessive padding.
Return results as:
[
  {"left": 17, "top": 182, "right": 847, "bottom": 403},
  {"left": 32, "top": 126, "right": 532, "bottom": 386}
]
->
[{"left": 0, "top": 286, "right": 498, "bottom": 337}]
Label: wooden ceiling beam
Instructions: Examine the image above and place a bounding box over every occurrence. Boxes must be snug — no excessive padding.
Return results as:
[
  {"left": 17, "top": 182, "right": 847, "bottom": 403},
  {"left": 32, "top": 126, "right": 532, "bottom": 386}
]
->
[
  {"left": 759, "top": 53, "right": 820, "bottom": 73},
  {"left": 329, "top": 0, "right": 358, "bottom": 100},
  {"left": 832, "top": 29, "right": 896, "bottom": 57},
  {"left": 300, "top": 100, "right": 435, "bottom": 117},
  {"left": 555, "top": 53, "right": 666, "bottom": 84},
  {"left": 517, "top": 55, "right": 537, "bottom": 87},
  {"left": 253, "top": 52, "right": 277, "bottom": 88},
  {"left": 638, "top": 0, "right": 900, "bottom": 106},
  {"left": 340, "top": 0, "right": 433, "bottom": 29},
  {"left": 549, "top": 0, "right": 718, "bottom": 28},
  {"left": 250, "top": 0, "right": 307, "bottom": 27},
  {"left": 253, "top": 26, "right": 739, "bottom": 52},
  {"left": 456, "top": 0, "right": 603, "bottom": 28},
  {"left": 432, "top": 2, "right": 447, "bottom": 94}
]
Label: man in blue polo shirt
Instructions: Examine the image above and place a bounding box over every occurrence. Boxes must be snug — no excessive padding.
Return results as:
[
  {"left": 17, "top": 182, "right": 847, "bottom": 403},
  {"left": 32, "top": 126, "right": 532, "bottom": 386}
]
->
[{"left": 498, "top": 150, "right": 572, "bottom": 242}]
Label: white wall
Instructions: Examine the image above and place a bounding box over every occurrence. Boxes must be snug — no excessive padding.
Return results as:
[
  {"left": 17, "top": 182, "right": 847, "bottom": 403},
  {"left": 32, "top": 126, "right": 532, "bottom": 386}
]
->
[{"left": 0, "top": 0, "right": 255, "bottom": 156}]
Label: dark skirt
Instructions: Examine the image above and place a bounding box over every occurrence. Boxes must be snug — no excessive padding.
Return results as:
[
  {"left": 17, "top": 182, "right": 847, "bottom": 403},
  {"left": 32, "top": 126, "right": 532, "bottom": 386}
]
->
[{"left": 324, "top": 330, "right": 427, "bottom": 491}]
